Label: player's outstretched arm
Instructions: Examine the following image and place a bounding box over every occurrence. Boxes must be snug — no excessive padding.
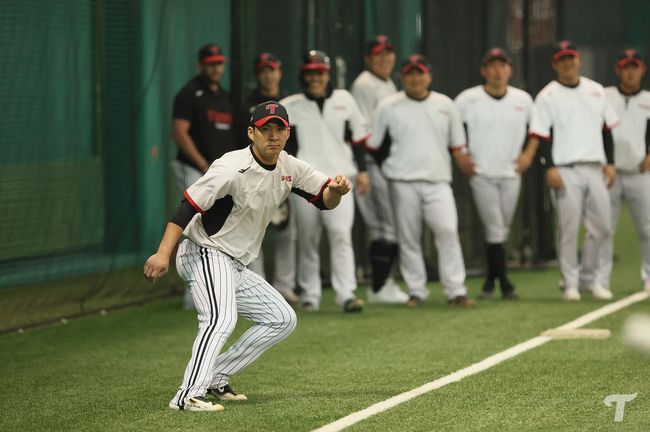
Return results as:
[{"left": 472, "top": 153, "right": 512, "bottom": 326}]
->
[
  {"left": 143, "top": 223, "right": 184, "bottom": 282},
  {"left": 323, "top": 175, "right": 352, "bottom": 209}
]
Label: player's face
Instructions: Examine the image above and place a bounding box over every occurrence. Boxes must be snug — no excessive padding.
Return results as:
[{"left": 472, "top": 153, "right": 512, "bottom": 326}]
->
[
  {"left": 257, "top": 67, "right": 282, "bottom": 93},
  {"left": 480, "top": 60, "right": 512, "bottom": 87},
  {"left": 303, "top": 70, "right": 330, "bottom": 97},
  {"left": 248, "top": 121, "right": 290, "bottom": 163},
  {"left": 616, "top": 63, "right": 646, "bottom": 89},
  {"left": 366, "top": 49, "right": 396, "bottom": 80},
  {"left": 552, "top": 55, "right": 581, "bottom": 81},
  {"left": 200, "top": 62, "right": 225, "bottom": 85},
  {"left": 400, "top": 69, "right": 432, "bottom": 99}
]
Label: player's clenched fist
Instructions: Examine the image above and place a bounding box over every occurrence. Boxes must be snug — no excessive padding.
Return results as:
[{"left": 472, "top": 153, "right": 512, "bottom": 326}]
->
[
  {"left": 545, "top": 167, "right": 564, "bottom": 189},
  {"left": 143, "top": 253, "right": 169, "bottom": 282},
  {"left": 328, "top": 175, "right": 352, "bottom": 195}
]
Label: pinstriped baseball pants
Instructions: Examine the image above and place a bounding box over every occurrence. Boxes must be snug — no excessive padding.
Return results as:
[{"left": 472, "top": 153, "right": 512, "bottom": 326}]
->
[{"left": 170, "top": 239, "right": 297, "bottom": 407}]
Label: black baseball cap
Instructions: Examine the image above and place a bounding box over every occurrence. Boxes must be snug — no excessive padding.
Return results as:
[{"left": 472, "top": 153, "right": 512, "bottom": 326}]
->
[
  {"left": 300, "top": 50, "right": 331, "bottom": 72},
  {"left": 482, "top": 47, "right": 511, "bottom": 65},
  {"left": 552, "top": 40, "right": 580, "bottom": 61},
  {"left": 198, "top": 43, "right": 226, "bottom": 64},
  {"left": 366, "top": 35, "right": 396, "bottom": 55},
  {"left": 250, "top": 101, "right": 289, "bottom": 127},
  {"left": 400, "top": 54, "right": 431, "bottom": 74},
  {"left": 255, "top": 52, "right": 282, "bottom": 71},
  {"left": 616, "top": 49, "right": 645, "bottom": 68}
]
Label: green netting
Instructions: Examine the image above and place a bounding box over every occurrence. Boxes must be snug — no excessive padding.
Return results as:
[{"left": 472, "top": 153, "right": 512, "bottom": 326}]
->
[{"left": 1, "top": 0, "right": 649, "bottom": 332}]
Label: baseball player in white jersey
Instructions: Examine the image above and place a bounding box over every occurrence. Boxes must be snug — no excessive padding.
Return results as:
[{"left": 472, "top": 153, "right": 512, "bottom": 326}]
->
[
  {"left": 455, "top": 48, "right": 535, "bottom": 300},
  {"left": 350, "top": 35, "right": 408, "bottom": 304},
  {"left": 143, "top": 101, "right": 353, "bottom": 412},
  {"left": 582, "top": 49, "right": 650, "bottom": 294},
  {"left": 367, "top": 54, "right": 474, "bottom": 307},
  {"left": 528, "top": 41, "right": 618, "bottom": 302},
  {"left": 281, "top": 50, "right": 369, "bottom": 312}
]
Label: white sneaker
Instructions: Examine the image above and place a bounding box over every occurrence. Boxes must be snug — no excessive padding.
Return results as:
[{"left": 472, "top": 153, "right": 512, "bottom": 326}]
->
[
  {"left": 590, "top": 283, "right": 613, "bottom": 300},
  {"left": 367, "top": 280, "right": 409, "bottom": 304},
  {"left": 169, "top": 396, "right": 224, "bottom": 412},
  {"left": 562, "top": 287, "right": 581, "bottom": 302}
]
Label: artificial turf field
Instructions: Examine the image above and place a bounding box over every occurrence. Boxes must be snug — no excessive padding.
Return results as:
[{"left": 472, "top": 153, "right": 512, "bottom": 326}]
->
[{"left": 1, "top": 210, "right": 649, "bottom": 431}]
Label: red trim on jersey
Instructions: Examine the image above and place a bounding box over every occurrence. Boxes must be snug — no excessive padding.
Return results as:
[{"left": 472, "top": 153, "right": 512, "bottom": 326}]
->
[
  {"left": 528, "top": 131, "right": 551, "bottom": 141},
  {"left": 309, "top": 178, "right": 332, "bottom": 203},
  {"left": 351, "top": 133, "right": 371, "bottom": 146},
  {"left": 184, "top": 191, "right": 205, "bottom": 215},
  {"left": 604, "top": 121, "right": 619, "bottom": 131},
  {"left": 202, "top": 54, "right": 226, "bottom": 64}
]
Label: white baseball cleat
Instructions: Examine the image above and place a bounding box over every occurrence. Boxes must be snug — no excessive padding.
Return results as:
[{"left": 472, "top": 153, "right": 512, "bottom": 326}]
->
[
  {"left": 169, "top": 396, "right": 224, "bottom": 411},
  {"left": 562, "top": 287, "right": 581, "bottom": 302},
  {"left": 589, "top": 283, "right": 613, "bottom": 300},
  {"left": 367, "top": 279, "right": 409, "bottom": 304}
]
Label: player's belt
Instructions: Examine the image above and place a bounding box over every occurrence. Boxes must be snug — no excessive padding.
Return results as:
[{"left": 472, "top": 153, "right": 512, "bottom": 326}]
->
[{"left": 556, "top": 161, "right": 602, "bottom": 168}]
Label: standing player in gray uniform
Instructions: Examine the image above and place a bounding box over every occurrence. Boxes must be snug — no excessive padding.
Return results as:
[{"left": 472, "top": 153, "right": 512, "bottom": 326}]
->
[
  {"left": 281, "top": 50, "right": 369, "bottom": 313},
  {"left": 144, "top": 101, "right": 352, "bottom": 412},
  {"left": 367, "top": 54, "right": 474, "bottom": 307},
  {"left": 350, "top": 35, "right": 408, "bottom": 304},
  {"left": 528, "top": 41, "right": 618, "bottom": 302},
  {"left": 582, "top": 49, "right": 650, "bottom": 294},
  {"left": 455, "top": 48, "right": 535, "bottom": 300}
]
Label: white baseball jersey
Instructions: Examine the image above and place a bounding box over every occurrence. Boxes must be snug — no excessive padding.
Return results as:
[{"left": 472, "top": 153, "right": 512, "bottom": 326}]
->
[
  {"left": 455, "top": 85, "right": 533, "bottom": 177},
  {"left": 183, "top": 146, "right": 329, "bottom": 265},
  {"left": 350, "top": 71, "right": 398, "bottom": 122},
  {"left": 367, "top": 91, "right": 466, "bottom": 183},
  {"left": 280, "top": 89, "right": 370, "bottom": 177},
  {"left": 605, "top": 86, "right": 650, "bottom": 171},
  {"left": 529, "top": 77, "right": 619, "bottom": 165}
]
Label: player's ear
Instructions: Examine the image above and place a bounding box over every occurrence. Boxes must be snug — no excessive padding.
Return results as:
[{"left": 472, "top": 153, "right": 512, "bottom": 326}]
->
[{"left": 247, "top": 126, "right": 255, "bottom": 142}]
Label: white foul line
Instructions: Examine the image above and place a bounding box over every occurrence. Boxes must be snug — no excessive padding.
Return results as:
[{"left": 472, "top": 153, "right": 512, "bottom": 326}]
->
[{"left": 312, "top": 291, "right": 649, "bottom": 432}]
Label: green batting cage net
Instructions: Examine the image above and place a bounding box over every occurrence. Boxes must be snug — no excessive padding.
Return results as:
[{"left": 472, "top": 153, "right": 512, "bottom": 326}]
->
[{"left": 1, "top": 0, "right": 649, "bottom": 332}]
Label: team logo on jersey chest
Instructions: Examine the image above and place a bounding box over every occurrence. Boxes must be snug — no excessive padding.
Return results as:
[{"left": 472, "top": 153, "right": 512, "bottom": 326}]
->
[
  {"left": 639, "top": 103, "right": 650, "bottom": 111},
  {"left": 281, "top": 175, "right": 292, "bottom": 182}
]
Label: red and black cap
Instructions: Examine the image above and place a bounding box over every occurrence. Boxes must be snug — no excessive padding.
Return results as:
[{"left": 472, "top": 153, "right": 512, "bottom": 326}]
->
[
  {"left": 300, "top": 50, "right": 331, "bottom": 72},
  {"left": 616, "top": 49, "right": 645, "bottom": 68},
  {"left": 250, "top": 101, "right": 289, "bottom": 127},
  {"left": 198, "top": 43, "right": 226, "bottom": 64},
  {"left": 482, "top": 47, "right": 511, "bottom": 65},
  {"left": 255, "top": 52, "right": 282, "bottom": 71},
  {"left": 552, "top": 40, "right": 580, "bottom": 61},
  {"left": 366, "top": 35, "right": 396, "bottom": 55},
  {"left": 400, "top": 54, "right": 431, "bottom": 74}
]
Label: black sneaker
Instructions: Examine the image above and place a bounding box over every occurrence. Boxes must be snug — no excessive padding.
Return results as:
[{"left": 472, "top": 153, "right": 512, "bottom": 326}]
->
[{"left": 207, "top": 384, "right": 248, "bottom": 401}]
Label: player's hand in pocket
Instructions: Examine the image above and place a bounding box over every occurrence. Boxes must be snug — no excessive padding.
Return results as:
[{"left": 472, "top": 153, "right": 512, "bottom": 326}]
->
[
  {"left": 546, "top": 167, "right": 564, "bottom": 189},
  {"left": 143, "top": 253, "right": 169, "bottom": 282}
]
